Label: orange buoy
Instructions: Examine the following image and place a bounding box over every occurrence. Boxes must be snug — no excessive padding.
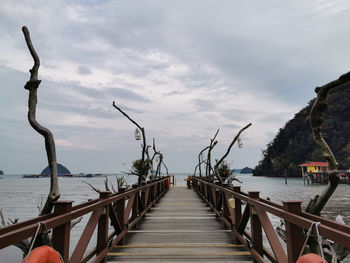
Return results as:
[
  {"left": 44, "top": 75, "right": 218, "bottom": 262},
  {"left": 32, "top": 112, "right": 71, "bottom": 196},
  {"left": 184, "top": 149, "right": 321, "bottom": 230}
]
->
[
  {"left": 22, "top": 246, "right": 63, "bottom": 263},
  {"left": 296, "top": 253, "right": 327, "bottom": 263}
]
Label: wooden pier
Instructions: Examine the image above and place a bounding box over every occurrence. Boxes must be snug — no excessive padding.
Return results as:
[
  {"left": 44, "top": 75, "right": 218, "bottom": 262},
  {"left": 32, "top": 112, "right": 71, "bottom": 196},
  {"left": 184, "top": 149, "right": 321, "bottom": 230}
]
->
[{"left": 108, "top": 187, "right": 252, "bottom": 262}]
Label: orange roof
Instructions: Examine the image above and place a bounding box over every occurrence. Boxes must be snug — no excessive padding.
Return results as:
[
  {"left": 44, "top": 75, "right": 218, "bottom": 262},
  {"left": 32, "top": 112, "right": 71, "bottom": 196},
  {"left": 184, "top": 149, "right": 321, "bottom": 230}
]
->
[{"left": 299, "top": 161, "right": 328, "bottom": 167}]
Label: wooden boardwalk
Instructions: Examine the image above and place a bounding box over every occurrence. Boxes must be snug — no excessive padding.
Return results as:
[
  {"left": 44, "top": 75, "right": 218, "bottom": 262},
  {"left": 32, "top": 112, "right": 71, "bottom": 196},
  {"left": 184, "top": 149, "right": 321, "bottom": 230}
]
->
[{"left": 108, "top": 186, "right": 252, "bottom": 262}]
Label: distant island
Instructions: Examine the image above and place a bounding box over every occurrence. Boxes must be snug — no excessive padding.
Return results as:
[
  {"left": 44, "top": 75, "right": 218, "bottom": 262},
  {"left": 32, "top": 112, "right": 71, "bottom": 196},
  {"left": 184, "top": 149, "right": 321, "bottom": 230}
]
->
[
  {"left": 0, "top": 170, "right": 3, "bottom": 175},
  {"left": 254, "top": 80, "right": 350, "bottom": 177},
  {"left": 41, "top": 163, "right": 71, "bottom": 175},
  {"left": 240, "top": 167, "right": 253, "bottom": 174}
]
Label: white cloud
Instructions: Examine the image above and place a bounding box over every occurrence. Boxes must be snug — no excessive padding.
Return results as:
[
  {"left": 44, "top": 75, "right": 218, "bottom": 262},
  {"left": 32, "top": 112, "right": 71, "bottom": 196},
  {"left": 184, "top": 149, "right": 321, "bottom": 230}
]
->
[{"left": 1, "top": 0, "right": 350, "bottom": 173}]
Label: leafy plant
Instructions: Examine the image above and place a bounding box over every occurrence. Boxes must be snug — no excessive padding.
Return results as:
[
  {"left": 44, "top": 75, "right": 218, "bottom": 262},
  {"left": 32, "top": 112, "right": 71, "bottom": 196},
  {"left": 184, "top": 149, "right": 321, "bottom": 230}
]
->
[
  {"left": 131, "top": 158, "right": 152, "bottom": 184},
  {"left": 217, "top": 161, "right": 233, "bottom": 182}
]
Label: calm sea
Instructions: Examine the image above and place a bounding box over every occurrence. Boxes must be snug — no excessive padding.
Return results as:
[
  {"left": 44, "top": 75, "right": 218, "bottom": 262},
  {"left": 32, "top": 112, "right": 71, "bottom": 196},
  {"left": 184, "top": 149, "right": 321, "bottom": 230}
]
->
[{"left": 0, "top": 173, "right": 349, "bottom": 262}]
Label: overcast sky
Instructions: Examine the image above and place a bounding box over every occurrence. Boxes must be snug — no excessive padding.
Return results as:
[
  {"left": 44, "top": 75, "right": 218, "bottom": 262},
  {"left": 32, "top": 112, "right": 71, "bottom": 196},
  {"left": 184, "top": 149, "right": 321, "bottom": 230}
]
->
[{"left": 1, "top": 0, "right": 350, "bottom": 174}]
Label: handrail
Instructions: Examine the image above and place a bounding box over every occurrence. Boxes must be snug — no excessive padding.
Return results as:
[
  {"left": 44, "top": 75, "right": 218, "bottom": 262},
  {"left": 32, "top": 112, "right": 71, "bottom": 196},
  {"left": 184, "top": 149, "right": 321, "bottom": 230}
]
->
[
  {"left": 192, "top": 176, "right": 350, "bottom": 263},
  {"left": 0, "top": 176, "right": 170, "bottom": 262}
]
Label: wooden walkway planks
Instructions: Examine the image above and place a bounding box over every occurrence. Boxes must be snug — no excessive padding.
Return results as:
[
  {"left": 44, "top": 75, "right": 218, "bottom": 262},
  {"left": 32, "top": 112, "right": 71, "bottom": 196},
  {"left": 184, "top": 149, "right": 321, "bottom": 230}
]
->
[{"left": 108, "top": 187, "right": 252, "bottom": 262}]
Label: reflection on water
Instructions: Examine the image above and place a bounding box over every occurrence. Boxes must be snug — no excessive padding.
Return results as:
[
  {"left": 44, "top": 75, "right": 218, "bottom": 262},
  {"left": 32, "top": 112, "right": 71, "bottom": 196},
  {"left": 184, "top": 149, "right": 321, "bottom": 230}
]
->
[{"left": 0, "top": 173, "right": 349, "bottom": 262}]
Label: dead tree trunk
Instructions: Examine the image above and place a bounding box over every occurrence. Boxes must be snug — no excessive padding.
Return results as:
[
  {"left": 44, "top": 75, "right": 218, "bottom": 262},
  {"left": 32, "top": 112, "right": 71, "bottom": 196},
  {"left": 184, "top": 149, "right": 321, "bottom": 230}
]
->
[
  {"left": 206, "top": 129, "right": 219, "bottom": 177},
  {"left": 112, "top": 101, "right": 148, "bottom": 184},
  {"left": 155, "top": 153, "right": 163, "bottom": 177},
  {"left": 306, "top": 72, "right": 350, "bottom": 215},
  {"left": 305, "top": 72, "right": 350, "bottom": 258},
  {"left": 22, "top": 26, "right": 59, "bottom": 216},
  {"left": 213, "top": 123, "right": 251, "bottom": 183},
  {"left": 198, "top": 146, "right": 210, "bottom": 177},
  {"left": 151, "top": 138, "right": 160, "bottom": 178}
]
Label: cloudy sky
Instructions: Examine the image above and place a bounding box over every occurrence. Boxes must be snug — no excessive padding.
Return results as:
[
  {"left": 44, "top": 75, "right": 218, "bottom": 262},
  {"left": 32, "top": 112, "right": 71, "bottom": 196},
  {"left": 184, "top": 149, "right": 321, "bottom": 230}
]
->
[{"left": 1, "top": 0, "right": 350, "bottom": 174}]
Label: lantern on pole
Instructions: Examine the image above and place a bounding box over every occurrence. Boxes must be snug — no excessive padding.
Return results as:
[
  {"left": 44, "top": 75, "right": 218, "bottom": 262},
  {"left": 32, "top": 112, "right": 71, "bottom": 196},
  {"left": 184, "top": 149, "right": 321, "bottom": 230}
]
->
[
  {"left": 135, "top": 128, "right": 141, "bottom": 140},
  {"left": 238, "top": 137, "right": 243, "bottom": 148}
]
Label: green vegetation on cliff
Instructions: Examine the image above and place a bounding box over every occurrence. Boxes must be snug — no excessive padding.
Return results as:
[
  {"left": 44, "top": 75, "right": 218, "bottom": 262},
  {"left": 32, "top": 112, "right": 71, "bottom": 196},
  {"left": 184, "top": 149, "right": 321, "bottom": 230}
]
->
[{"left": 253, "top": 82, "right": 350, "bottom": 177}]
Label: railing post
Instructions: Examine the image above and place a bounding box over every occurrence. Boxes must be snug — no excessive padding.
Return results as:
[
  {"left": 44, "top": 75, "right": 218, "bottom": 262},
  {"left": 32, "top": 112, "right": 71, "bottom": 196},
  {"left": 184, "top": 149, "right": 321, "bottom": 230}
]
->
[
  {"left": 222, "top": 184, "right": 230, "bottom": 227},
  {"left": 249, "top": 191, "right": 263, "bottom": 262},
  {"left": 232, "top": 186, "right": 242, "bottom": 225},
  {"left": 231, "top": 186, "right": 242, "bottom": 244},
  {"left": 215, "top": 183, "right": 222, "bottom": 214},
  {"left": 207, "top": 183, "right": 211, "bottom": 203},
  {"left": 52, "top": 200, "right": 73, "bottom": 263},
  {"left": 131, "top": 184, "right": 139, "bottom": 229},
  {"left": 159, "top": 179, "right": 163, "bottom": 193},
  {"left": 148, "top": 183, "right": 153, "bottom": 204},
  {"left": 116, "top": 188, "right": 126, "bottom": 244},
  {"left": 283, "top": 201, "right": 304, "bottom": 263},
  {"left": 97, "top": 191, "right": 110, "bottom": 263},
  {"left": 141, "top": 186, "right": 146, "bottom": 209},
  {"left": 155, "top": 182, "right": 159, "bottom": 200}
]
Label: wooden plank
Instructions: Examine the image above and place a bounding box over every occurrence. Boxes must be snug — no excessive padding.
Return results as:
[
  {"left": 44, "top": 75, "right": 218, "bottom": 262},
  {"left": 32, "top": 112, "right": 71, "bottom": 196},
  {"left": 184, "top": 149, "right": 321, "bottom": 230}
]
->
[
  {"left": 115, "top": 243, "right": 244, "bottom": 248},
  {"left": 108, "top": 187, "right": 252, "bottom": 262},
  {"left": 109, "top": 251, "right": 251, "bottom": 256}
]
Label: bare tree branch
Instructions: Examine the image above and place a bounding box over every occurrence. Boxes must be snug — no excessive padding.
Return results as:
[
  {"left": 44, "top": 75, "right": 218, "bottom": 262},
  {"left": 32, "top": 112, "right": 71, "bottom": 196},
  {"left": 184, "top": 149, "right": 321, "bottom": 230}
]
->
[
  {"left": 83, "top": 181, "right": 101, "bottom": 193},
  {"left": 305, "top": 73, "right": 350, "bottom": 216},
  {"left": 22, "top": 26, "right": 59, "bottom": 215},
  {"left": 104, "top": 177, "right": 111, "bottom": 192},
  {"left": 0, "top": 208, "right": 6, "bottom": 227},
  {"left": 206, "top": 129, "right": 220, "bottom": 177},
  {"left": 0, "top": 209, "right": 30, "bottom": 256},
  {"left": 198, "top": 146, "right": 210, "bottom": 177},
  {"left": 112, "top": 101, "right": 147, "bottom": 184},
  {"left": 214, "top": 123, "right": 252, "bottom": 183},
  {"left": 8, "top": 218, "right": 19, "bottom": 224},
  {"left": 110, "top": 179, "right": 118, "bottom": 194},
  {"left": 155, "top": 153, "right": 163, "bottom": 177},
  {"left": 116, "top": 176, "right": 126, "bottom": 189},
  {"left": 194, "top": 159, "right": 208, "bottom": 176},
  {"left": 151, "top": 138, "right": 160, "bottom": 161},
  {"left": 71, "top": 217, "right": 82, "bottom": 229}
]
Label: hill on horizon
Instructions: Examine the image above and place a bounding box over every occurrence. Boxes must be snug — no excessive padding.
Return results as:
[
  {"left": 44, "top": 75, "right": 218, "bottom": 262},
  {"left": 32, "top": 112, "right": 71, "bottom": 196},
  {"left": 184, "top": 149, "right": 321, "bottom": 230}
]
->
[
  {"left": 41, "top": 163, "right": 71, "bottom": 175},
  {"left": 253, "top": 80, "right": 350, "bottom": 177}
]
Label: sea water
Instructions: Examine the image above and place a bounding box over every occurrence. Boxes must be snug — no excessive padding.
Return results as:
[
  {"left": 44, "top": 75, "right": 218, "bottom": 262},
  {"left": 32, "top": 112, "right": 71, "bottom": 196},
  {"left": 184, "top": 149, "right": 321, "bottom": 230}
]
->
[{"left": 0, "top": 173, "right": 349, "bottom": 262}]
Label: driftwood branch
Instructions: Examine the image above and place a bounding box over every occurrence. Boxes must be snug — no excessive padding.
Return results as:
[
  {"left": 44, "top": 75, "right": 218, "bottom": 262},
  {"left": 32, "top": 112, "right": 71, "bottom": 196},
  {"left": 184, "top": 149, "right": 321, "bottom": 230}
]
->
[
  {"left": 305, "top": 73, "right": 350, "bottom": 215},
  {"left": 0, "top": 209, "right": 30, "bottom": 256},
  {"left": 71, "top": 217, "right": 82, "bottom": 229},
  {"left": 206, "top": 129, "right": 220, "bottom": 177},
  {"left": 112, "top": 101, "right": 148, "bottom": 184},
  {"left": 116, "top": 176, "right": 126, "bottom": 189},
  {"left": 155, "top": 153, "right": 163, "bottom": 177},
  {"left": 198, "top": 146, "right": 210, "bottom": 177},
  {"left": 194, "top": 159, "right": 208, "bottom": 176},
  {"left": 162, "top": 159, "right": 169, "bottom": 175},
  {"left": 214, "top": 123, "right": 252, "bottom": 183},
  {"left": 0, "top": 208, "right": 6, "bottom": 227},
  {"left": 148, "top": 138, "right": 161, "bottom": 179},
  {"left": 22, "top": 26, "right": 59, "bottom": 216},
  {"left": 104, "top": 177, "right": 111, "bottom": 193},
  {"left": 83, "top": 181, "right": 101, "bottom": 193},
  {"left": 151, "top": 138, "right": 160, "bottom": 162}
]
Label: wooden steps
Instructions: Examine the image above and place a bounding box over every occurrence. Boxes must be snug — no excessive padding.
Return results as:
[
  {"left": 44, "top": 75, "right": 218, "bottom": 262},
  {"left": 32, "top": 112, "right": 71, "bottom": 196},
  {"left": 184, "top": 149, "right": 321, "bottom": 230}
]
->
[{"left": 108, "top": 187, "right": 252, "bottom": 262}]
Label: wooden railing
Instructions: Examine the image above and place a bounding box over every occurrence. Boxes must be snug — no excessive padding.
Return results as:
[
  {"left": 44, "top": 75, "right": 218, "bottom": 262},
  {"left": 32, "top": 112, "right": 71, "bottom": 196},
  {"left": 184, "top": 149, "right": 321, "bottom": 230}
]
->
[
  {"left": 0, "top": 176, "right": 170, "bottom": 263},
  {"left": 192, "top": 176, "right": 350, "bottom": 263}
]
